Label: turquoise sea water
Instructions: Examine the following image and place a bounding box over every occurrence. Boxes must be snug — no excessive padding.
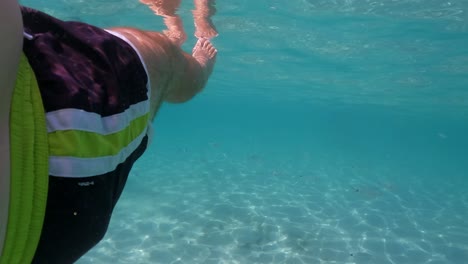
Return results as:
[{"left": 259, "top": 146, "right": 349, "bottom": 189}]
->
[{"left": 23, "top": 0, "right": 468, "bottom": 263}]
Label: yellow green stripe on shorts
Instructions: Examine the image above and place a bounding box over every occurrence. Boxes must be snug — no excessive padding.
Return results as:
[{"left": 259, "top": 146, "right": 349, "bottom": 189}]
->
[{"left": 0, "top": 54, "right": 49, "bottom": 264}]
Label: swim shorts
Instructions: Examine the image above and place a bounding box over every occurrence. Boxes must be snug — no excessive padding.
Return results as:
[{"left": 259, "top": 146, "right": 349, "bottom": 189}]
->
[{"left": 20, "top": 6, "right": 151, "bottom": 263}]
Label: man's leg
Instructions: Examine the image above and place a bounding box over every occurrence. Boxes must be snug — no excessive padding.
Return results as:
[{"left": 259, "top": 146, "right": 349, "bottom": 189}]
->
[{"left": 0, "top": 0, "right": 23, "bottom": 256}]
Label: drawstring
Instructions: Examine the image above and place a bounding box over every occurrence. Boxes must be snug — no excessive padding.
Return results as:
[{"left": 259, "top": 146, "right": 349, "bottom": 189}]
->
[{"left": 23, "top": 31, "right": 34, "bottom": 40}]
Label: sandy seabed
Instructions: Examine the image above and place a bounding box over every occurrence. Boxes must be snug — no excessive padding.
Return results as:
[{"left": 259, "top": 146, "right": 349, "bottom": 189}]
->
[{"left": 77, "top": 145, "right": 468, "bottom": 264}]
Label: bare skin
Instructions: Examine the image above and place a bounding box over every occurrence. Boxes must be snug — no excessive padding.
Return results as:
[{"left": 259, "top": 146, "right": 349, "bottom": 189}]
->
[
  {"left": 0, "top": 0, "right": 23, "bottom": 255},
  {"left": 108, "top": 27, "right": 217, "bottom": 119},
  {"left": 115, "top": 0, "right": 218, "bottom": 120}
]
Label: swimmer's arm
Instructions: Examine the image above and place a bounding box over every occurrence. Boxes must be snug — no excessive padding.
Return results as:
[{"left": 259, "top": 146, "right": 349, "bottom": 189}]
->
[{"left": 0, "top": 0, "right": 23, "bottom": 255}]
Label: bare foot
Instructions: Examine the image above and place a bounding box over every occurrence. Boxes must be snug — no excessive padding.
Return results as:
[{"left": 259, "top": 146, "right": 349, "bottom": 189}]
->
[{"left": 192, "top": 38, "right": 217, "bottom": 80}]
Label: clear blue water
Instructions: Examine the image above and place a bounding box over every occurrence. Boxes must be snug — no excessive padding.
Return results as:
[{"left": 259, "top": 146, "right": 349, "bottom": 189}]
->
[{"left": 23, "top": 0, "right": 468, "bottom": 263}]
